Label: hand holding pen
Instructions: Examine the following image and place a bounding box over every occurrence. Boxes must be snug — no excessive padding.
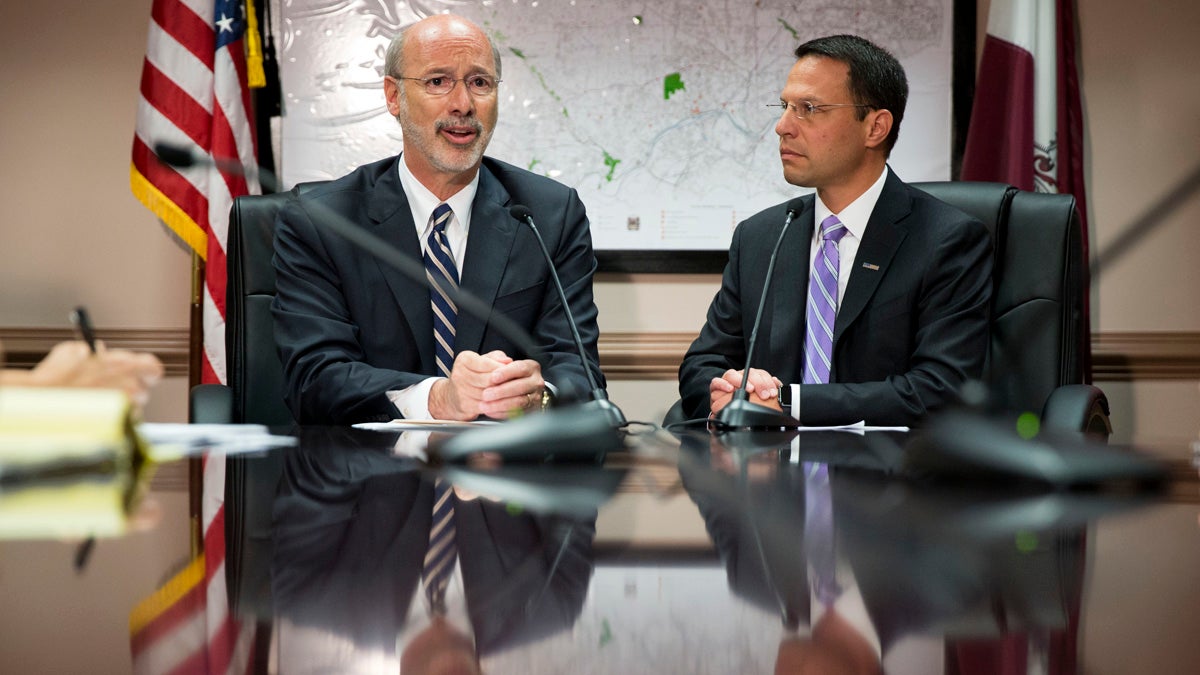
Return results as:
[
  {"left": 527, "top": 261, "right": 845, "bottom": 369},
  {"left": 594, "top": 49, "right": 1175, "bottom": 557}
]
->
[{"left": 14, "top": 307, "right": 165, "bottom": 408}]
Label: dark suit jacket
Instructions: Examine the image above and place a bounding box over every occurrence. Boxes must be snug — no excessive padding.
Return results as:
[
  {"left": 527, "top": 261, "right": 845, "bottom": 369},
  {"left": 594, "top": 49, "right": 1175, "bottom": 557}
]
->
[
  {"left": 678, "top": 448, "right": 812, "bottom": 629},
  {"left": 679, "top": 170, "right": 993, "bottom": 426},
  {"left": 272, "top": 154, "right": 604, "bottom": 424},
  {"left": 270, "top": 442, "right": 595, "bottom": 657}
]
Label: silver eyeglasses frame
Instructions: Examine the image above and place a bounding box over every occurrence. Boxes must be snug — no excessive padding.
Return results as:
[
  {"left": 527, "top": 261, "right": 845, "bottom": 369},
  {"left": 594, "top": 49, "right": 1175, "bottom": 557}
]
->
[
  {"left": 767, "top": 100, "right": 872, "bottom": 120},
  {"left": 388, "top": 74, "right": 501, "bottom": 97}
]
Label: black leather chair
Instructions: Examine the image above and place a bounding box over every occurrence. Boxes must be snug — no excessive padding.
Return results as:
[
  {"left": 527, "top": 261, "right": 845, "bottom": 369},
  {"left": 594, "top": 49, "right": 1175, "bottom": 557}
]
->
[
  {"left": 912, "top": 182, "right": 1108, "bottom": 437},
  {"left": 664, "top": 182, "right": 1110, "bottom": 437},
  {"left": 189, "top": 184, "right": 322, "bottom": 617}
]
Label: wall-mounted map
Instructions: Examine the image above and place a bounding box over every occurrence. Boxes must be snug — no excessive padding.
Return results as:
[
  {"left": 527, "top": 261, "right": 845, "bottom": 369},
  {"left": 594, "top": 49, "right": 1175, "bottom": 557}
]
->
[{"left": 279, "top": 0, "right": 952, "bottom": 251}]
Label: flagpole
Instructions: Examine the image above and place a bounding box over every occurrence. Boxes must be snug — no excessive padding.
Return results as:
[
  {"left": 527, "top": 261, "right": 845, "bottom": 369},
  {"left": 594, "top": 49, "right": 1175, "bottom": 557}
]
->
[{"left": 189, "top": 250, "right": 205, "bottom": 558}]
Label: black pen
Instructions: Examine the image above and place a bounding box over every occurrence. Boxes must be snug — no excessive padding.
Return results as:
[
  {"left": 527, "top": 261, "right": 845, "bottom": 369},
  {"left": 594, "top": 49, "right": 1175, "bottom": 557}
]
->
[
  {"left": 70, "top": 306, "right": 98, "bottom": 353},
  {"left": 70, "top": 306, "right": 98, "bottom": 573}
]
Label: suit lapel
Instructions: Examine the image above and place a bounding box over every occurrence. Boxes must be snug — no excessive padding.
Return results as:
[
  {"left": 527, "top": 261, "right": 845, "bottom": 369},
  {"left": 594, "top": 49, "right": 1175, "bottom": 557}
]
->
[
  {"left": 366, "top": 157, "right": 436, "bottom": 374},
  {"left": 456, "top": 165, "right": 515, "bottom": 353},
  {"left": 833, "top": 171, "right": 911, "bottom": 344},
  {"left": 770, "top": 198, "right": 815, "bottom": 381}
]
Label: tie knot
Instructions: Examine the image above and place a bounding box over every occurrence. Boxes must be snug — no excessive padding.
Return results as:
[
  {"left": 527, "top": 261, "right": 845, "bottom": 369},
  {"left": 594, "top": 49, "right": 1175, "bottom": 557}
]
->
[
  {"left": 820, "top": 215, "right": 847, "bottom": 243},
  {"left": 431, "top": 203, "right": 453, "bottom": 234}
]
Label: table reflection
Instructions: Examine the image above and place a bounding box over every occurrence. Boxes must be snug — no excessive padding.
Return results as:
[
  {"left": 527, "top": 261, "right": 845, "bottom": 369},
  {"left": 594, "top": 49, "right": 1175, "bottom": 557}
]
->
[
  {"left": 677, "top": 428, "right": 1159, "bottom": 675},
  {"left": 201, "top": 424, "right": 1182, "bottom": 674},
  {"left": 262, "top": 427, "right": 600, "bottom": 672}
]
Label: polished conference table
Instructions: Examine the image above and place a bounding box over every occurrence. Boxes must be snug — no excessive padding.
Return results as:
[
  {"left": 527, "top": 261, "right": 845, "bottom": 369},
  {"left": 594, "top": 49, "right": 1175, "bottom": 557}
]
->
[{"left": 2, "top": 419, "right": 1199, "bottom": 674}]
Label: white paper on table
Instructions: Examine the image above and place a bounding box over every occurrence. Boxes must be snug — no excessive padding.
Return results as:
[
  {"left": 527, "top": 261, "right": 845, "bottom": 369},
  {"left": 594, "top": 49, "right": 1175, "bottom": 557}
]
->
[
  {"left": 138, "top": 423, "right": 298, "bottom": 460},
  {"left": 797, "top": 420, "right": 910, "bottom": 434},
  {"left": 352, "top": 419, "right": 500, "bottom": 432}
]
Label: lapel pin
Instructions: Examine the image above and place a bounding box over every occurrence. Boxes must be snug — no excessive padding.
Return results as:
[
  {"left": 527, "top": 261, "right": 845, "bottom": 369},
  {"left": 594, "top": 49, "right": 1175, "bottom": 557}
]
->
[{"left": 861, "top": 262, "right": 880, "bottom": 271}]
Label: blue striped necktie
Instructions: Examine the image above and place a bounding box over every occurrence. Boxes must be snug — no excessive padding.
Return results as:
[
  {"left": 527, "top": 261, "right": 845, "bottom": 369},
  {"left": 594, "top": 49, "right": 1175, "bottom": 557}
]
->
[
  {"left": 803, "top": 215, "right": 848, "bottom": 385},
  {"left": 424, "top": 204, "right": 459, "bottom": 377},
  {"left": 423, "top": 478, "right": 457, "bottom": 615}
]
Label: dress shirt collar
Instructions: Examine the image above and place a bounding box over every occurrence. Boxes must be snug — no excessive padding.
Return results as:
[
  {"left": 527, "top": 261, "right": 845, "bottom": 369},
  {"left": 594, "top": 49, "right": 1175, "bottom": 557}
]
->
[
  {"left": 397, "top": 154, "right": 480, "bottom": 246},
  {"left": 813, "top": 165, "right": 889, "bottom": 242}
]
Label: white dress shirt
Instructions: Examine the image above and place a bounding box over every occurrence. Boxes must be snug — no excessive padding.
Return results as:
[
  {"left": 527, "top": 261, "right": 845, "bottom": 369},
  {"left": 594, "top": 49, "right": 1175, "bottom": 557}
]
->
[
  {"left": 809, "top": 166, "right": 890, "bottom": 307},
  {"left": 387, "top": 157, "right": 480, "bottom": 419}
]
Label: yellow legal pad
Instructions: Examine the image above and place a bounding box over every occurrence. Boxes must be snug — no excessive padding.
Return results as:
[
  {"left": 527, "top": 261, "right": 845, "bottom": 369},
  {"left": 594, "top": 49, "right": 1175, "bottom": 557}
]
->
[{"left": 0, "top": 387, "right": 147, "bottom": 539}]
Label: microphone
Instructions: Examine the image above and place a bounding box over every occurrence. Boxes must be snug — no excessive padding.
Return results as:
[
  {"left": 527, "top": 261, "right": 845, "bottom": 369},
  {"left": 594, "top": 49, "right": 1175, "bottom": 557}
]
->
[
  {"left": 712, "top": 199, "right": 807, "bottom": 430},
  {"left": 153, "top": 141, "right": 268, "bottom": 190},
  {"left": 509, "top": 205, "right": 627, "bottom": 429},
  {"left": 153, "top": 142, "right": 621, "bottom": 461},
  {"left": 153, "top": 142, "right": 542, "bottom": 360}
]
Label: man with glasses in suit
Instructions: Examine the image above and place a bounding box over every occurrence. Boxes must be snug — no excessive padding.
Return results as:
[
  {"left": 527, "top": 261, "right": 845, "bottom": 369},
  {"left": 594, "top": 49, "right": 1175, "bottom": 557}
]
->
[{"left": 273, "top": 14, "right": 604, "bottom": 424}]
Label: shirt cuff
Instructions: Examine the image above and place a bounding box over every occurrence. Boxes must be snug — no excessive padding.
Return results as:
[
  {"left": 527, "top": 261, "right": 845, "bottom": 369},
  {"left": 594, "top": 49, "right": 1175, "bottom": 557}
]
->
[{"left": 386, "top": 377, "right": 440, "bottom": 420}]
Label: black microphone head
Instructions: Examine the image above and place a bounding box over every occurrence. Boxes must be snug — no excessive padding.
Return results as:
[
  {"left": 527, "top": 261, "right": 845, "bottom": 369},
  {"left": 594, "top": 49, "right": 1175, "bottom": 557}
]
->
[
  {"left": 153, "top": 142, "right": 198, "bottom": 169},
  {"left": 509, "top": 204, "right": 534, "bottom": 223},
  {"left": 785, "top": 197, "right": 806, "bottom": 219}
]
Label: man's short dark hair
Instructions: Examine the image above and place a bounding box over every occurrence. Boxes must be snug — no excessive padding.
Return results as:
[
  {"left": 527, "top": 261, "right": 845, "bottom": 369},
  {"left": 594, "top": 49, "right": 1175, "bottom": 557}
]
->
[{"left": 794, "top": 35, "right": 908, "bottom": 155}]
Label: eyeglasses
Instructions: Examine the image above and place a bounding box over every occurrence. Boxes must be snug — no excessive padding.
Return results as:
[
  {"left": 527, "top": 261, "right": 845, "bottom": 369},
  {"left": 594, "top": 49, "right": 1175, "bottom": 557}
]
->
[
  {"left": 767, "top": 100, "right": 872, "bottom": 120},
  {"left": 389, "top": 74, "right": 501, "bottom": 97}
]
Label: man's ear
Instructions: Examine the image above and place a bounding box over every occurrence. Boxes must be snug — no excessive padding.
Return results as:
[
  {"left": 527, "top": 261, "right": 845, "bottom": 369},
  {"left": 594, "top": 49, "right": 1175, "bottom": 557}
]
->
[
  {"left": 384, "top": 77, "right": 402, "bottom": 117},
  {"left": 864, "top": 109, "right": 893, "bottom": 150}
]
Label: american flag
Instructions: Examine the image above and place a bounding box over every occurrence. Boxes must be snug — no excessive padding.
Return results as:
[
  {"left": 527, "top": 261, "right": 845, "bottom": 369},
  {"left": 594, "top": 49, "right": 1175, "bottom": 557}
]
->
[
  {"left": 131, "top": 0, "right": 261, "bottom": 386},
  {"left": 129, "top": 0, "right": 258, "bottom": 672}
]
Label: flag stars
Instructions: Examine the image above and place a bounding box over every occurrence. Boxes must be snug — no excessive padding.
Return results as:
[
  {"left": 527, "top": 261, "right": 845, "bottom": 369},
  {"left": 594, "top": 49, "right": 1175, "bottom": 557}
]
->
[{"left": 216, "top": 13, "right": 235, "bottom": 33}]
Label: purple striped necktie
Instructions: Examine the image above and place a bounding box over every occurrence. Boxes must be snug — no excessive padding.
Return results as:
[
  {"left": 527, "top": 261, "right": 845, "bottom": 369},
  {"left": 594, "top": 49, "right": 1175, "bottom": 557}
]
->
[
  {"left": 802, "top": 215, "right": 848, "bottom": 386},
  {"left": 801, "top": 217, "right": 846, "bottom": 604},
  {"left": 803, "top": 461, "right": 841, "bottom": 606}
]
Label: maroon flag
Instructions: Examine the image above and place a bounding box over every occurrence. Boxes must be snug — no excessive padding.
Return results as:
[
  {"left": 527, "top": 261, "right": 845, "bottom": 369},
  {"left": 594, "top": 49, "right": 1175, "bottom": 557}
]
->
[
  {"left": 962, "top": 0, "right": 1087, "bottom": 226},
  {"left": 963, "top": 0, "right": 1090, "bottom": 380}
]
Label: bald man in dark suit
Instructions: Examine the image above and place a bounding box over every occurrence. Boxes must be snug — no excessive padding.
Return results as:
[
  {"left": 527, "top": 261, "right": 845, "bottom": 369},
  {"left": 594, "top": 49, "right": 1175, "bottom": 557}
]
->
[{"left": 273, "top": 15, "right": 602, "bottom": 425}]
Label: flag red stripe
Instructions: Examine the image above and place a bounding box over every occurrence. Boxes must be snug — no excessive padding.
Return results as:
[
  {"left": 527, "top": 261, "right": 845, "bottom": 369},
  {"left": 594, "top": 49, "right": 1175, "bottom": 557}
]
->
[
  {"left": 141, "top": 61, "right": 213, "bottom": 150},
  {"left": 152, "top": 0, "right": 215, "bottom": 69},
  {"left": 206, "top": 246, "right": 228, "bottom": 319},
  {"left": 200, "top": 352, "right": 219, "bottom": 386},
  {"left": 205, "top": 614, "right": 239, "bottom": 675},
  {"left": 203, "top": 504, "right": 226, "bottom": 565},
  {"left": 961, "top": 36, "right": 1036, "bottom": 189},
  {"left": 207, "top": 99, "right": 248, "bottom": 323},
  {"left": 132, "top": 136, "right": 211, "bottom": 231},
  {"left": 211, "top": 104, "right": 250, "bottom": 199},
  {"left": 129, "top": 584, "right": 205, "bottom": 656}
]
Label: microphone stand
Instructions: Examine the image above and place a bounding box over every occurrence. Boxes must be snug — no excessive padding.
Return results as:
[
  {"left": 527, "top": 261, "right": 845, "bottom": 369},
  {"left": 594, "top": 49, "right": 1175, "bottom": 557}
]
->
[
  {"left": 510, "top": 205, "right": 627, "bottom": 429},
  {"left": 712, "top": 202, "right": 805, "bottom": 430},
  {"left": 153, "top": 142, "right": 621, "bottom": 462}
]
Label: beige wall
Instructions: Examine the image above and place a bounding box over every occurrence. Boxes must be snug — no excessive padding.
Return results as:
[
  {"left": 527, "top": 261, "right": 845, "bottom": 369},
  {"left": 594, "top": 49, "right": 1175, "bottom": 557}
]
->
[
  {"left": 0, "top": 1, "right": 191, "bottom": 329},
  {"left": 1077, "top": 0, "right": 1200, "bottom": 332},
  {"left": 3, "top": 0, "right": 1196, "bottom": 431},
  {"left": 0, "top": 2, "right": 1197, "bottom": 673}
]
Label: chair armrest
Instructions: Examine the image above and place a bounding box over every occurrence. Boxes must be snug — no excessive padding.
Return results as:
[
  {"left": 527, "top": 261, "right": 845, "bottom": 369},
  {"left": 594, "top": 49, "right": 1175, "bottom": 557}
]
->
[
  {"left": 1041, "top": 384, "right": 1112, "bottom": 440},
  {"left": 662, "top": 398, "right": 686, "bottom": 428},
  {"left": 190, "top": 383, "right": 234, "bottom": 424}
]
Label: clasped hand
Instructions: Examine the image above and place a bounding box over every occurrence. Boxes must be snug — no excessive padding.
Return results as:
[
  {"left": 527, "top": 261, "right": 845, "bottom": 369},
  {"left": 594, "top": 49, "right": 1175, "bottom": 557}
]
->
[
  {"left": 429, "top": 350, "right": 544, "bottom": 421},
  {"left": 709, "top": 367, "right": 782, "bottom": 416}
]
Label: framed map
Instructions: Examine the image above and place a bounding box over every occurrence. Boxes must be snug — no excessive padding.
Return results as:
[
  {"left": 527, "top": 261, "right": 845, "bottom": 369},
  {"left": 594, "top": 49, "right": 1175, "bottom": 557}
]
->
[{"left": 277, "top": 0, "right": 960, "bottom": 271}]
